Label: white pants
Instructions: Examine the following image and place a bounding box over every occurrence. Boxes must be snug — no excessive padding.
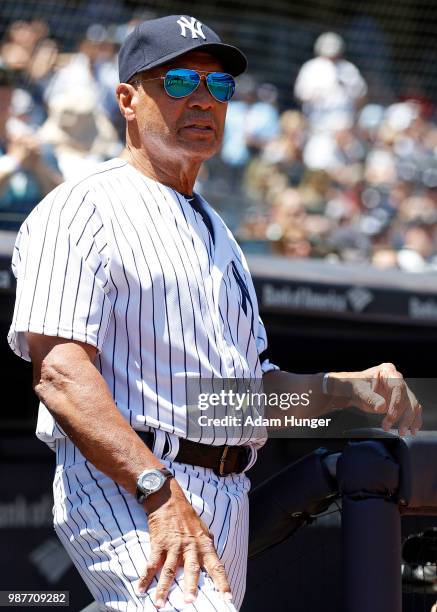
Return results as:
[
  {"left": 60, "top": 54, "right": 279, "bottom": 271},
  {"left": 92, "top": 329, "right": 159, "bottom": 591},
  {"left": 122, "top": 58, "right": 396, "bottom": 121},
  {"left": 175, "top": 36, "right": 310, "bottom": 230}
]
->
[{"left": 53, "top": 438, "right": 250, "bottom": 611}]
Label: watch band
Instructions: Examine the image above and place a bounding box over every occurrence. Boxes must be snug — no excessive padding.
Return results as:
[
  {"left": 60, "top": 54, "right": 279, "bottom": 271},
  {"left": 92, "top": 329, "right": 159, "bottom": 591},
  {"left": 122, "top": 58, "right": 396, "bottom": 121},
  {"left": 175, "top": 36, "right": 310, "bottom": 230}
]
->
[{"left": 322, "top": 372, "right": 330, "bottom": 395}]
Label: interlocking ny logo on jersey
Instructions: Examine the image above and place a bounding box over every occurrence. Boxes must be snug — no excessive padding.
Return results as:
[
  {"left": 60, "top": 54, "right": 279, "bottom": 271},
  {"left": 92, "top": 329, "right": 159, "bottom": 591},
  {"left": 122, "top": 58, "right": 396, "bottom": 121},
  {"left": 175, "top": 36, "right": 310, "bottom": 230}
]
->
[{"left": 177, "top": 16, "right": 206, "bottom": 39}]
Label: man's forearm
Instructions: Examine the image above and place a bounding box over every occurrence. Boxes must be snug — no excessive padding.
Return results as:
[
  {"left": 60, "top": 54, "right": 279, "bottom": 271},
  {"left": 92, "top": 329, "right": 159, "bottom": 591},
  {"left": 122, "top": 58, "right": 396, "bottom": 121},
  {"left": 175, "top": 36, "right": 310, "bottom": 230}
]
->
[{"left": 35, "top": 346, "right": 165, "bottom": 496}]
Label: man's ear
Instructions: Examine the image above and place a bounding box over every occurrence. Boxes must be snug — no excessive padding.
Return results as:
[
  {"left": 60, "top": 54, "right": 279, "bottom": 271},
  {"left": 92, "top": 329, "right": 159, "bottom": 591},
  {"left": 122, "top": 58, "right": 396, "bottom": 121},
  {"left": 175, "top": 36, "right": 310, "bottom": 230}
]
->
[{"left": 116, "top": 83, "right": 138, "bottom": 122}]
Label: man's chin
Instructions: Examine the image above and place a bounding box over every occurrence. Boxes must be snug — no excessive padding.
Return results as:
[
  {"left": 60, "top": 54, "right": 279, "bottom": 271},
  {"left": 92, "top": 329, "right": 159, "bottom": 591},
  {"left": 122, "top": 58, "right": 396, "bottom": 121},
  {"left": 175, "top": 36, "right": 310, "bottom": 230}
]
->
[{"left": 178, "top": 136, "right": 220, "bottom": 160}]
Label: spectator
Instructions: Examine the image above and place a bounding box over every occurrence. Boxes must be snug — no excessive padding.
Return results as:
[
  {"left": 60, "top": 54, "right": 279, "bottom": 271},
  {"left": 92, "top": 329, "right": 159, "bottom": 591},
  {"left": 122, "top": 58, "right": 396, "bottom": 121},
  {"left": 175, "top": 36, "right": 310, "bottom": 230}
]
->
[
  {"left": 242, "top": 110, "right": 304, "bottom": 206},
  {"left": 0, "top": 19, "right": 58, "bottom": 124},
  {"left": 244, "top": 83, "right": 280, "bottom": 155},
  {"left": 222, "top": 78, "right": 280, "bottom": 166},
  {"left": 372, "top": 247, "right": 399, "bottom": 269},
  {"left": 0, "top": 20, "right": 46, "bottom": 72},
  {"left": 38, "top": 90, "right": 121, "bottom": 180},
  {"left": 43, "top": 24, "right": 120, "bottom": 124},
  {"left": 221, "top": 74, "right": 257, "bottom": 168},
  {"left": 0, "top": 63, "right": 62, "bottom": 229},
  {"left": 397, "top": 224, "right": 437, "bottom": 273},
  {"left": 294, "top": 32, "right": 367, "bottom": 133}
]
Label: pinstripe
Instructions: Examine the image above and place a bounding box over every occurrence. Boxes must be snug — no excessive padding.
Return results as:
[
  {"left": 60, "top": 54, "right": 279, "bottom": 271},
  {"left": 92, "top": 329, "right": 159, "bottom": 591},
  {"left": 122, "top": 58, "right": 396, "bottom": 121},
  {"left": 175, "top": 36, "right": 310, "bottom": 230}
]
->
[
  {"left": 13, "top": 243, "right": 21, "bottom": 262},
  {"left": 224, "top": 488, "right": 243, "bottom": 593},
  {"left": 63, "top": 470, "right": 115, "bottom": 603},
  {"left": 74, "top": 204, "right": 96, "bottom": 245},
  {"left": 74, "top": 480, "right": 125, "bottom": 607},
  {"left": 56, "top": 235, "right": 71, "bottom": 334},
  {"left": 109, "top": 269, "right": 119, "bottom": 399},
  {"left": 71, "top": 258, "right": 83, "bottom": 337},
  {"left": 95, "top": 277, "right": 109, "bottom": 348},
  {"left": 85, "top": 263, "right": 100, "bottom": 344},
  {"left": 109, "top": 217, "right": 132, "bottom": 412},
  {"left": 53, "top": 472, "right": 109, "bottom": 605},
  {"left": 216, "top": 496, "right": 232, "bottom": 558},
  {"left": 205, "top": 485, "right": 220, "bottom": 536}
]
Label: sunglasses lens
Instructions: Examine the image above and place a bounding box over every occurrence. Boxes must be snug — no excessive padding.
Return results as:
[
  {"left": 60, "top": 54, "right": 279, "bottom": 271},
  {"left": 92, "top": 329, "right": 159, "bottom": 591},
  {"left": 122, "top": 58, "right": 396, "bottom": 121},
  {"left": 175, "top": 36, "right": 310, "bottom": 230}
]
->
[
  {"left": 164, "top": 69, "right": 200, "bottom": 98},
  {"left": 206, "top": 73, "right": 235, "bottom": 102}
]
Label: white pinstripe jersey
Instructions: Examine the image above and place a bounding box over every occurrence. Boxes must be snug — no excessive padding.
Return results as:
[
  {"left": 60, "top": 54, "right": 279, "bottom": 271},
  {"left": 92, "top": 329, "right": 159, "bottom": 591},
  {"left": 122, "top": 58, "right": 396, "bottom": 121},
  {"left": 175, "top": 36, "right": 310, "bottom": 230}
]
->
[{"left": 8, "top": 159, "right": 274, "bottom": 455}]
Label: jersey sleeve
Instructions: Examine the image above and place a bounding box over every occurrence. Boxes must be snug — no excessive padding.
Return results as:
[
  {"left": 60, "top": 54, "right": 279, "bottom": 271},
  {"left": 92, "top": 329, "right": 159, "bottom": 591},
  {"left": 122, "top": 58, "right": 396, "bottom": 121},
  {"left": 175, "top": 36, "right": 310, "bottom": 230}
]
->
[
  {"left": 8, "top": 185, "right": 112, "bottom": 361},
  {"left": 256, "top": 315, "right": 280, "bottom": 374}
]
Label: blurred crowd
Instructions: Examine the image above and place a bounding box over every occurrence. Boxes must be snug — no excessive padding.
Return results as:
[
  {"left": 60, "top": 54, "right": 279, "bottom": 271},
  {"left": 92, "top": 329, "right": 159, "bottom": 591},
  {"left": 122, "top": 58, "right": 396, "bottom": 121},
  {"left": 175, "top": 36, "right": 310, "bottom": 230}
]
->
[
  {"left": 0, "top": 16, "right": 129, "bottom": 224},
  {"left": 228, "top": 32, "right": 437, "bottom": 272},
  {"left": 1, "top": 17, "right": 437, "bottom": 272}
]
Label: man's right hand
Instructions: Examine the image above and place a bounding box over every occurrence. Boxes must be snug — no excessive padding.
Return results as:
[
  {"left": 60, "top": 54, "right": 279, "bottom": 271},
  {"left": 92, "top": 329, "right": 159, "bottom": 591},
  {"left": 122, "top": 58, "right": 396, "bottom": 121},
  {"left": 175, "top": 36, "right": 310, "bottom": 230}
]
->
[{"left": 138, "top": 478, "right": 232, "bottom": 608}]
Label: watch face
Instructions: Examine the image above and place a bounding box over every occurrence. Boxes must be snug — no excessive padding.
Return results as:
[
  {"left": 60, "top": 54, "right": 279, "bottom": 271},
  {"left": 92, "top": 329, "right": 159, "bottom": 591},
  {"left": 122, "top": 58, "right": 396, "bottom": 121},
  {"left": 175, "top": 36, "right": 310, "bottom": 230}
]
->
[{"left": 141, "top": 471, "right": 164, "bottom": 492}]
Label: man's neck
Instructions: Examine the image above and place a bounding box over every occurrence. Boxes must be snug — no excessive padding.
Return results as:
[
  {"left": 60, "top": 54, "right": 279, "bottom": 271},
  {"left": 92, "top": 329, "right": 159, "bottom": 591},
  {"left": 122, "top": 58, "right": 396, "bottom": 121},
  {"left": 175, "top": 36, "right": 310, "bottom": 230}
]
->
[{"left": 121, "top": 145, "right": 202, "bottom": 196}]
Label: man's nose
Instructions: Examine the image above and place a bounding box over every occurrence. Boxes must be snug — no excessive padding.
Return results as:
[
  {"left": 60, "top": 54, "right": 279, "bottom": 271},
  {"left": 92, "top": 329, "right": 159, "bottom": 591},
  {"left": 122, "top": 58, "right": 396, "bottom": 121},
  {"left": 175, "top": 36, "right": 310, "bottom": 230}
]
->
[{"left": 187, "top": 77, "right": 215, "bottom": 109}]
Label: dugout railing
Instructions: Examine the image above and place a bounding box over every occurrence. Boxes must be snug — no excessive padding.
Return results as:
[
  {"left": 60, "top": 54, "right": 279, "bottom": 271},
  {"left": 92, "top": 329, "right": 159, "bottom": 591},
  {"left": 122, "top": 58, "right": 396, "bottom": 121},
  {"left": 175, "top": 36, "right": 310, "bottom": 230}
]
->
[{"left": 248, "top": 429, "right": 437, "bottom": 612}]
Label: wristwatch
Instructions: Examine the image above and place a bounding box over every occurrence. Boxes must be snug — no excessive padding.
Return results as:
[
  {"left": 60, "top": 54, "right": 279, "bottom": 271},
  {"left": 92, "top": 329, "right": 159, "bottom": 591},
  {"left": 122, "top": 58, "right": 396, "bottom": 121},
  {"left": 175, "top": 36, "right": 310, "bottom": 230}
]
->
[{"left": 135, "top": 467, "right": 173, "bottom": 504}]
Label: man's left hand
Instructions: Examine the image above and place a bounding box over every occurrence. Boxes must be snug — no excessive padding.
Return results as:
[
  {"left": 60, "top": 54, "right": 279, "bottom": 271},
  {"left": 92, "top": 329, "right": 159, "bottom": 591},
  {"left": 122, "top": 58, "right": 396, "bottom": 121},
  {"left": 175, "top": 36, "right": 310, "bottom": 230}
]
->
[{"left": 328, "top": 363, "right": 422, "bottom": 436}]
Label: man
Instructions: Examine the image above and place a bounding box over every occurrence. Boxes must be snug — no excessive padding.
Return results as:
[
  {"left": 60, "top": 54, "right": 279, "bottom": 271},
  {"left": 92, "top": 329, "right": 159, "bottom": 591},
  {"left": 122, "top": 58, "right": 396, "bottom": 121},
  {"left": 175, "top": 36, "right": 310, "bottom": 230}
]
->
[
  {"left": 8, "top": 15, "right": 421, "bottom": 612},
  {"left": 294, "top": 32, "right": 367, "bottom": 133}
]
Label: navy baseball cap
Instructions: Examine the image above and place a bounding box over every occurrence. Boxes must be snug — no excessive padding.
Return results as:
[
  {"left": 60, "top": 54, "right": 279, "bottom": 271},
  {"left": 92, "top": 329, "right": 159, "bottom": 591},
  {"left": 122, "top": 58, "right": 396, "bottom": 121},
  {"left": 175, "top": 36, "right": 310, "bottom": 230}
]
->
[{"left": 118, "top": 15, "right": 247, "bottom": 83}]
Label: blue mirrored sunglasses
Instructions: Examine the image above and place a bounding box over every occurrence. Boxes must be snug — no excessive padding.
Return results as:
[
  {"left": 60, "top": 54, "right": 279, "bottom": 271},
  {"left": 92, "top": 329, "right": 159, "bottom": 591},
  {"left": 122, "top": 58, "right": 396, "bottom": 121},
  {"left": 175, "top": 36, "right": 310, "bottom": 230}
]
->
[{"left": 138, "top": 68, "right": 236, "bottom": 103}]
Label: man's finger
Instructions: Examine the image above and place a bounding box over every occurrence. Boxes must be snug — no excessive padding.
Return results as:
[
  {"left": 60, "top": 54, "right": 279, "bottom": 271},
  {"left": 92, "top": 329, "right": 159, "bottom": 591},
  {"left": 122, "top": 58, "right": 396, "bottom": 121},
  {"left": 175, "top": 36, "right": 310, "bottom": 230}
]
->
[
  {"left": 202, "top": 551, "right": 232, "bottom": 600},
  {"left": 182, "top": 547, "right": 201, "bottom": 604},
  {"left": 381, "top": 380, "right": 413, "bottom": 432},
  {"left": 354, "top": 386, "right": 386, "bottom": 413},
  {"left": 154, "top": 551, "right": 180, "bottom": 608},
  {"left": 381, "top": 395, "right": 401, "bottom": 431},
  {"left": 396, "top": 385, "right": 422, "bottom": 435},
  {"left": 397, "top": 403, "right": 416, "bottom": 437},
  {"left": 138, "top": 547, "right": 165, "bottom": 594},
  {"left": 411, "top": 404, "right": 423, "bottom": 435},
  {"left": 406, "top": 388, "right": 423, "bottom": 435}
]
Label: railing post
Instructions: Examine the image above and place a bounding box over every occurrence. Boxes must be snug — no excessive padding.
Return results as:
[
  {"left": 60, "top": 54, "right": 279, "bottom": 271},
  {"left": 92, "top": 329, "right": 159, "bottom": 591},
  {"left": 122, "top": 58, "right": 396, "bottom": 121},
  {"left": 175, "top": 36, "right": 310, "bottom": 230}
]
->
[{"left": 337, "top": 440, "right": 402, "bottom": 612}]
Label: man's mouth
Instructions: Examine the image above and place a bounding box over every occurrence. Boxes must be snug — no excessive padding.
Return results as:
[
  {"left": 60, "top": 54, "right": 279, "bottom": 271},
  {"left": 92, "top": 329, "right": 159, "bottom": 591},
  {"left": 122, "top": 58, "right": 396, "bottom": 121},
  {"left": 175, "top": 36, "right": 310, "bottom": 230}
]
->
[
  {"left": 186, "top": 125, "right": 212, "bottom": 131},
  {"left": 183, "top": 122, "right": 214, "bottom": 131}
]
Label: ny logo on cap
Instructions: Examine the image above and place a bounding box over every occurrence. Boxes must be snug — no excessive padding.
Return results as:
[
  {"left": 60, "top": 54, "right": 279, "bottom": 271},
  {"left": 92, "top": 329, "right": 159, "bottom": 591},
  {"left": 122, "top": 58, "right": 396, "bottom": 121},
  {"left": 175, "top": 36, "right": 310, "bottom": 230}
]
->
[{"left": 177, "top": 16, "right": 206, "bottom": 40}]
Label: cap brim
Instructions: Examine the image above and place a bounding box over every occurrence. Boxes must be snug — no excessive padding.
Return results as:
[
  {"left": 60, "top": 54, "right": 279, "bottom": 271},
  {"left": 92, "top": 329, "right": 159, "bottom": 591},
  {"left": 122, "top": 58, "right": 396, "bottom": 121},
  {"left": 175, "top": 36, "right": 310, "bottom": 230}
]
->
[{"left": 128, "top": 42, "right": 247, "bottom": 80}]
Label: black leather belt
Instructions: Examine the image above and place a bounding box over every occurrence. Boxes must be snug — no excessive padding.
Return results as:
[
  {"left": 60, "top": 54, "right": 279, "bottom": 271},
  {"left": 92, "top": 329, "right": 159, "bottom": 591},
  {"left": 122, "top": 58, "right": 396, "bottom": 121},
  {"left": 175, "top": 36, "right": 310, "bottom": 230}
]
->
[{"left": 137, "top": 431, "right": 251, "bottom": 476}]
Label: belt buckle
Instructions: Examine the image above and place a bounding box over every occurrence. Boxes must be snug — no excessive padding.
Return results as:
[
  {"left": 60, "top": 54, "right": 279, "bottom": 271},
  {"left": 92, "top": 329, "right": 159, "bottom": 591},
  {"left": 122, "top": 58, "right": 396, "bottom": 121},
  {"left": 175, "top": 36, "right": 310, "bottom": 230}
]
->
[{"left": 218, "top": 446, "right": 230, "bottom": 476}]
